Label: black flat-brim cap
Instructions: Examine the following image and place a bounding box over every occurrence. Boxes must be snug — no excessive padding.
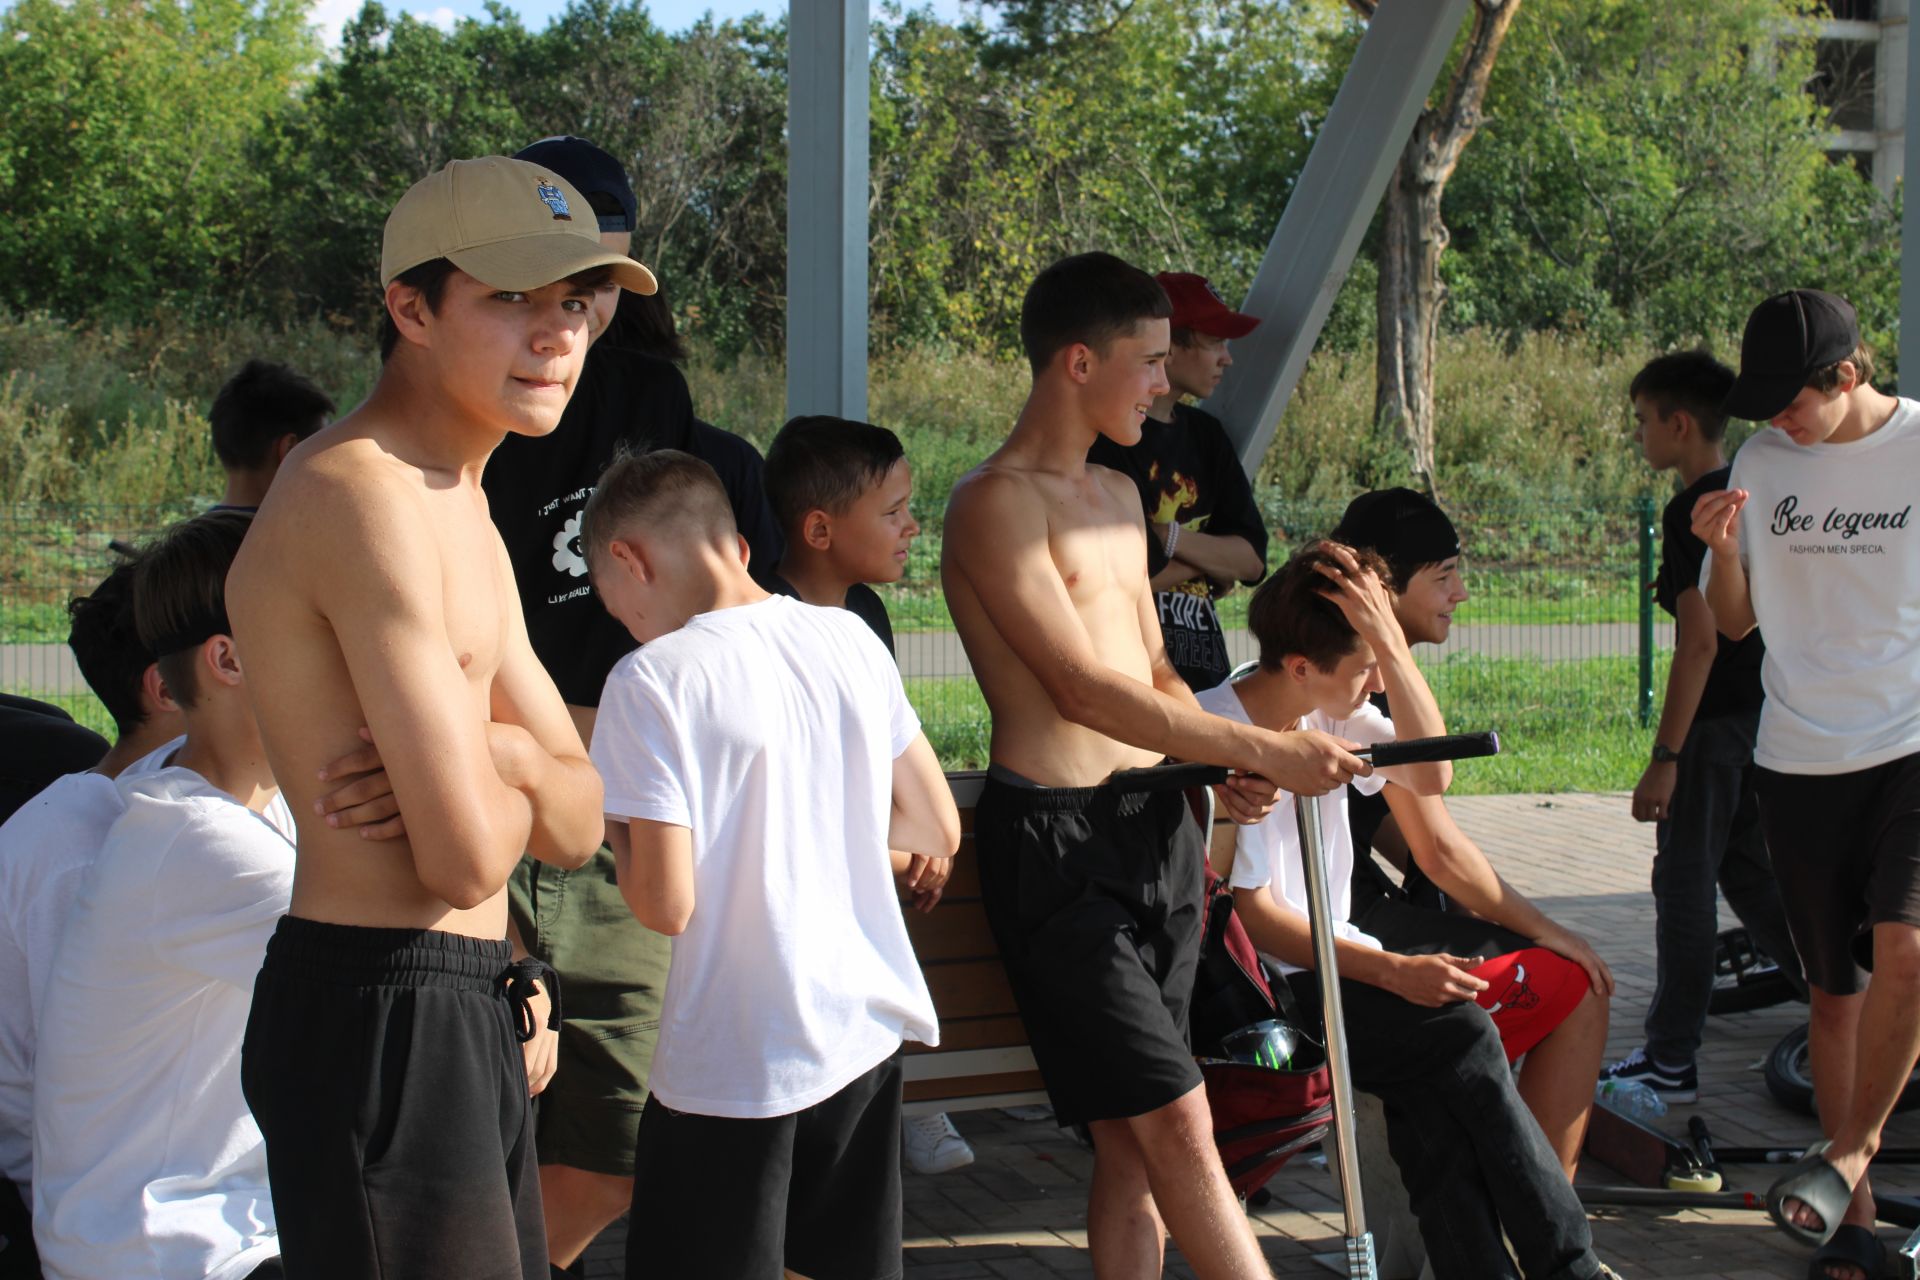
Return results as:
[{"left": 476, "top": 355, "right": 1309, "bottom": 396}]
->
[{"left": 1723, "top": 289, "right": 1860, "bottom": 421}]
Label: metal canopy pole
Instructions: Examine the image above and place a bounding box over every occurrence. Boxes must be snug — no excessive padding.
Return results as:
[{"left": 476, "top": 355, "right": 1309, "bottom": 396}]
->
[
  {"left": 1902, "top": 0, "right": 1920, "bottom": 386},
  {"left": 1295, "top": 791, "right": 1378, "bottom": 1279},
  {"left": 787, "top": 0, "right": 870, "bottom": 422},
  {"left": 1202, "top": 0, "right": 1472, "bottom": 474}
]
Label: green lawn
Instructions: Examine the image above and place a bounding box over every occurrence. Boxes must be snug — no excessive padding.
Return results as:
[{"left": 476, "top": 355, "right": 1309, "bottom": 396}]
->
[{"left": 910, "top": 650, "right": 1663, "bottom": 794}]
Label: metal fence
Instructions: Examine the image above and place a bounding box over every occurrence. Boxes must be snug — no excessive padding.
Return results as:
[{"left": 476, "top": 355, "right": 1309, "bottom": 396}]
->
[{"left": 2, "top": 498, "right": 1665, "bottom": 781}]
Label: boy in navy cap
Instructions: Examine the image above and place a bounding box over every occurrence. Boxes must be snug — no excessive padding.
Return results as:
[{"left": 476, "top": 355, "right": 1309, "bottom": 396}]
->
[
  {"left": 1088, "top": 271, "right": 1269, "bottom": 692},
  {"left": 1696, "top": 289, "right": 1920, "bottom": 1280}
]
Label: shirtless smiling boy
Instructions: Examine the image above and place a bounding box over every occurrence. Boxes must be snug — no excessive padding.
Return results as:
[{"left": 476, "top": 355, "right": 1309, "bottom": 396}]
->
[
  {"left": 943, "top": 252, "right": 1367, "bottom": 1280},
  {"left": 226, "top": 157, "right": 653, "bottom": 1278}
]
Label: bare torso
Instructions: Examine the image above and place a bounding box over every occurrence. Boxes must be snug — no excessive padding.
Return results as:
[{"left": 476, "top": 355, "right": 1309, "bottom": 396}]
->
[
  {"left": 229, "top": 433, "right": 516, "bottom": 936},
  {"left": 945, "top": 457, "right": 1165, "bottom": 787}
]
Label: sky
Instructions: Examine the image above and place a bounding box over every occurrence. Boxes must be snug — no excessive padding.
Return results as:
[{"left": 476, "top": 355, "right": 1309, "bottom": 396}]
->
[{"left": 312, "top": 0, "right": 973, "bottom": 48}]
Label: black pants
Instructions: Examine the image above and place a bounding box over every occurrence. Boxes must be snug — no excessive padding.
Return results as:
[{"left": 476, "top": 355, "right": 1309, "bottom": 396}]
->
[
  {"left": 1288, "top": 923, "right": 1599, "bottom": 1280},
  {"left": 242, "top": 917, "right": 547, "bottom": 1279},
  {"left": 0, "top": 1177, "right": 38, "bottom": 1280}
]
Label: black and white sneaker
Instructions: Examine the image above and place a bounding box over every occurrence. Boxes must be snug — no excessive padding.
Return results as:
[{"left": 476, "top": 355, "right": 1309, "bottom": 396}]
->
[{"left": 1599, "top": 1046, "right": 1698, "bottom": 1103}]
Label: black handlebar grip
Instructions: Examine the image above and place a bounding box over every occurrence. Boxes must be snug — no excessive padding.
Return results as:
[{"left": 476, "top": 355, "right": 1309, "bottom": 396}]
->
[
  {"left": 1107, "top": 761, "right": 1232, "bottom": 792},
  {"left": 1359, "top": 731, "right": 1501, "bottom": 768}
]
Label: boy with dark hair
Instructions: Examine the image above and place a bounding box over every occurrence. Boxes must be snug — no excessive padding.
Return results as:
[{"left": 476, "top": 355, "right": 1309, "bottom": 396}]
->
[
  {"left": 762, "top": 413, "right": 973, "bottom": 1175},
  {"left": 1696, "top": 289, "right": 1920, "bottom": 1280},
  {"left": 764, "top": 414, "right": 914, "bottom": 652},
  {"left": 32, "top": 510, "right": 294, "bottom": 1280},
  {"left": 476, "top": 135, "right": 784, "bottom": 1270},
  {"left": 0, "top": 560, "right": 185, "bottom": 1263},
  {"left": 581, "top": 448, "right": 959, "bottom": 1280},
  {"left": 1332, "top": 488, "right": 1611, "bottom": 1179},
  {"left": 1201, "top": 542, "right": 1618, "bottom": 1280},
  {"left": 227, "top": 156, "right": 631, "bottom": 1276},
  {"left": 1600, "top": 351, "right": 1799, "bottom": 1104},
  {"left": 945, "top": 251, "right": 1367, "bottom": 1277},
  {"left": 208, "top": 360, "right": 334, "bottom": 512},
  {"left": 1088, "top": 271, "right": 1269, "bottom": 692}
]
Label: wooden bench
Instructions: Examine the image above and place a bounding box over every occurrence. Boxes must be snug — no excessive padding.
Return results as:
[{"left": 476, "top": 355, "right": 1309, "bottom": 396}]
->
[{"left": 901, "top": 772, "right": 1235, "bottom": 1116}]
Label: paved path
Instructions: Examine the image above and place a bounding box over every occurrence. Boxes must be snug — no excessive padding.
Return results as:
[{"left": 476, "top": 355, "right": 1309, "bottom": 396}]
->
[{"left": 579, "top": 792, "right": 1917, "bottom": 1279}]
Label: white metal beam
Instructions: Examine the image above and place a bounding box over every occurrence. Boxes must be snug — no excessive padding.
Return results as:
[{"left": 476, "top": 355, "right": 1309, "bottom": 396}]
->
[
  {"left": 1202, "top": 0, "right": 1473, "bottom": 472},
  {"left": 787, "top": 0, "right": 870, "bottom": 422},
  {"left": 1902, "top": 0, "right": 1920, "bottom": 382}
]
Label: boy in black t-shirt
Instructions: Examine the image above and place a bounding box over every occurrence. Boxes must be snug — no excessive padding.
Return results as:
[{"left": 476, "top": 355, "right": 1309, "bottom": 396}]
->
[
  {"left": 1600, "top": 352, "right": 1798, "bottom": 1102},
  {"left": 1087, "top": 271, "right": 1269, "bottom": 692},
  {"left": 476, "top": 136, "right": 784, "bottom": 1271},
  {"left": 206, "top": 360, "right": 334, "bottom": 513},
  {"left": 761, "top": 413, "right": 974, "bottom": 1177}
]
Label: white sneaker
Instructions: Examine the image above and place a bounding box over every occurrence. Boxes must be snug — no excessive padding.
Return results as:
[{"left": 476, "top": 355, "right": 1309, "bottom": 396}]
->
[{"left": 903, "top": 1111, "right": 975, "bottom": 1175}]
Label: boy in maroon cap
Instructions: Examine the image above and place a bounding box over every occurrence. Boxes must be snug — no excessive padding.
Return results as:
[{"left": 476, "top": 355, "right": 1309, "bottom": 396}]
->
[
  {"left": 1088, "top": 271, "right": 1269, "bottom": 692},
  {"left": 1695, "top": 289, "right": 1920, "bottom": 1280}
]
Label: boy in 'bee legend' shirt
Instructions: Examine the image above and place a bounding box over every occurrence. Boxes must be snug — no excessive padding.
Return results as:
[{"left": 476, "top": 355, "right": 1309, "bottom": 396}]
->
[{"left": 581, "top": 448, "right": 959, "bottom": 1280}]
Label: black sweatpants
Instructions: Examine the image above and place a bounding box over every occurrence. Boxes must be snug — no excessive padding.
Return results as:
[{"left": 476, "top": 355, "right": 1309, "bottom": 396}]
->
[{"left": 241, "top": 917, "right": 547, "bottom": 1279}]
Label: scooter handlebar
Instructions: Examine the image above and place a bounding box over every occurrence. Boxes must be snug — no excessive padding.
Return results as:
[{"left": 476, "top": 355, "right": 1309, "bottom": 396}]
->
[{"left": 1358, "top": 731, "right": 1501, "bottom": 768}]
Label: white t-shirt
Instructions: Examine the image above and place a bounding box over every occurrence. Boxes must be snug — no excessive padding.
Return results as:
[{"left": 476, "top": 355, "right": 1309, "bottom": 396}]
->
[
  {"left": 591, "top": 594, "right": 939, "bottom": 1119},
  {"left": 1709, "top": 398, "right": 1920, "bottom": 773},
  {"left": 1196, "top": 683, "right": 1396, "bottom": 976},
  {"left": 32, "top": 766, "right": 293, "bottom": 1280},
  {"left": 0, "top": 736, "right": 184, "bottom": 1189}
]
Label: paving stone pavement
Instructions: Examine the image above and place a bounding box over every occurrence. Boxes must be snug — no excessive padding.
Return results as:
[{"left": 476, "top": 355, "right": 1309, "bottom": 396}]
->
[{"left": 580, "top": 792, "right": 1918, "bottom": 1279}]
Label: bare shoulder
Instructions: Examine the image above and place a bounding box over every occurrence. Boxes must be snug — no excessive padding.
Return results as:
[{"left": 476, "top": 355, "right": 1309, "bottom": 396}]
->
[
  {"left": 946, "top": 457, "right": 1042, "bottom": 527},
  {"left": 1088, "top": 460, "right": 1142, "bottom": 509},
  {"left": 242, "top": 435, "right": 433, "bottom": 591}
]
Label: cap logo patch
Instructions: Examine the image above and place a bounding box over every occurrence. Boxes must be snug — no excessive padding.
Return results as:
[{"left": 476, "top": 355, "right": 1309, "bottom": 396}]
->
[{"left": 535, "top": 179, "right": 573, "bottom": 221}]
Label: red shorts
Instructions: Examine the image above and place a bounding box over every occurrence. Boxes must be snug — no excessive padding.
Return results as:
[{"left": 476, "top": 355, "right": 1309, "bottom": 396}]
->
[{"left": 1469, "top": 948, "right": 1589, "bottom": 1061}]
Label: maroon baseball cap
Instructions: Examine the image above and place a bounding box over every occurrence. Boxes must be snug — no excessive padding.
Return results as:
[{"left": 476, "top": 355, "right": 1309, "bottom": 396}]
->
[{"left": 1156, "top": 272, "right": 1260, "bottom": 339}]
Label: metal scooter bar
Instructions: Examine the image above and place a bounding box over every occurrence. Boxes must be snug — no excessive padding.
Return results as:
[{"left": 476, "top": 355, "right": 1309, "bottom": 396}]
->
[{"left": 1294, "top": 727, "right": 1502, "bottom": 1278}]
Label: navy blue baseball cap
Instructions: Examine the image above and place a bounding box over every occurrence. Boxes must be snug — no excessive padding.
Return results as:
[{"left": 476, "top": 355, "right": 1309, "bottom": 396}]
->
[
  {"left": 1723, "top": 289, "right": 1860, "bottom": 421},
  {"left": 512, "top": 136, "right": 637, "bottom": 234}
]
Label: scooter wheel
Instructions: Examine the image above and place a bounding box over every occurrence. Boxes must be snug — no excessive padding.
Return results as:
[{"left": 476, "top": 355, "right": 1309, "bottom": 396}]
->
[{"left": 1663, "top": 1169, "right": 1723, "bottom": 1193}]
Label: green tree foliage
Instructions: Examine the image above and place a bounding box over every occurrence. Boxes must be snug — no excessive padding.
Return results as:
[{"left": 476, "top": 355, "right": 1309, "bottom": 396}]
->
[
  {"left": 0, "top": 0, "right": 319, "bottom": 317},
  {"left": 1442, "top": 0, "right": 1898, "bottom": 364}
]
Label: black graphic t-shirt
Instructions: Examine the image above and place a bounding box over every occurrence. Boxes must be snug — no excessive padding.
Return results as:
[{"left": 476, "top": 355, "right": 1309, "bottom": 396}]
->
[
  {"left": 1654, "top": 465, "right": 1764, "bottom": 722},
  {"left": 483, "top": 345, "right": 785, "bottom": 707},
  {"left": 1088, "top": 404, "right": 1269, "bottom": 691},
  {"left": 769, "top": 575, "right": 896, "bottom": 657}
]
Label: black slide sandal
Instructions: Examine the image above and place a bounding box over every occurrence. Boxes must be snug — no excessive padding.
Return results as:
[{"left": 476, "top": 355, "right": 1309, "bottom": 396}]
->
[
  {"left": 1807, "top": 1223, "right": 1886, "bottom": 1280},
  {"left": 1770, "top": 1140, "right": 1857, "bottom": 1247}
]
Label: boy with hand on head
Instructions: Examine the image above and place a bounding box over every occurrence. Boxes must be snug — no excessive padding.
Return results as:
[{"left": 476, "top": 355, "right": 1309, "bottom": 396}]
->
[
  {"left": 1601, "top": 352, "right": 1799, "bottom": 1105},
  {"left": 0, "top": 557, "right": 185, "bottom": 1263},
  {"left": 582, "top": 449, "right": 959, "bottom": 1280},
  {"left": 1201, "top": 542, "right": 1619, "bottom": 1280},
  {"left": 1332, "top": 488, "right": 1611, "bottom": 1180},
  {"left": 763, "top": 413, "right": 974, "bottom": 1176},
  {"left": 945, "top": 251, "right": 1366, "bottom": 1280},
  {"left": 1088, "top": 271, "right": 1269, "bottom": 692},
  {"left": 32, "top": 510, "right": 294, "bottom": 1280},
  {"left": 207, "top": 360, "right": 334, "bottom": 513},
  {"left": 228, "top": 156, "right": 637, "bottom": 1277},
  {"left": 1696, "top": 289, "right": 1920, "bottom": 1280}
]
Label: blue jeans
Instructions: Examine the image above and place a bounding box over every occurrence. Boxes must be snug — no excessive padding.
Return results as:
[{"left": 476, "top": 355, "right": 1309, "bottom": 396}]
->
[{"left": 1644, "top": 711, "right": 1803, "bottom": 1066}]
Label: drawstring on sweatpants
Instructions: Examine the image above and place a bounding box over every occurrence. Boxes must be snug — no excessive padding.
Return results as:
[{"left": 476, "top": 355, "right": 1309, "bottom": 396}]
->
[{"left": 502, "top": 958, "right": 561, "bottom": 1043}]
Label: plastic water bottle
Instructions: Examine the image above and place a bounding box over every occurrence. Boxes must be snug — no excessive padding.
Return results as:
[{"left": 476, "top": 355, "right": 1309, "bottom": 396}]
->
[{"left": 1595, "top": 1078, "right": 1668, "bottom": 1122}]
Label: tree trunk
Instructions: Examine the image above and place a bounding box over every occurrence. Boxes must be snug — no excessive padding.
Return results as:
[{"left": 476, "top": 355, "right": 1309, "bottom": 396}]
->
[
  {"left": 1357, "top": 0, "right": 1520, "bottom": 498},
  {"left": 1374, "top": 139, "right": 1445, "bottom": 494}
]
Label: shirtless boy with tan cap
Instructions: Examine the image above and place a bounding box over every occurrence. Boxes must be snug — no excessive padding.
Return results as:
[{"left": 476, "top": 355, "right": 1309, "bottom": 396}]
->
[
  {"left": 944, "top": 252, "right": 1368, "bottom": 1279},
  {"left": 227, "top": 157, "right": 652, "bottom": 1278}
]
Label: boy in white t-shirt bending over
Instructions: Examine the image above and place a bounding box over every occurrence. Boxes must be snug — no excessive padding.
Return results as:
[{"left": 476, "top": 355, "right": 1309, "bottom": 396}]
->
[
  {"left": 33, "top": 510, "right": 294, "bottom": 1280},
  {"left": 581, "top": 448, "right": 960, "bottom": 1280},
  {"left": 1696, "top": 289, "right": 1920, "bottom": 1279},
  {"left": 1195, "top": 541, "right": 1617, "bottom": 1280}
]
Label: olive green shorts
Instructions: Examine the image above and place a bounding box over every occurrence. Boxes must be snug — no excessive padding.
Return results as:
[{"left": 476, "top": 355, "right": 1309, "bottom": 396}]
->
[{"left": 509, "top": 846, "right": 671, "bottom": 1177}]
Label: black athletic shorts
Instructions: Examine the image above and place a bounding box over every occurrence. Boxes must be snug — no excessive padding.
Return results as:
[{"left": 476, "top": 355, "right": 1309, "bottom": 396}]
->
[
  {"left": 241, "top": 916, "right": 547, "bottom": 1279},
  {"left": 626, "top": 1052, "right": 904, "bottom": 1280},
  {"left": 1755, "top": 751, "right": 1920, "bottom": 996},
  {"left": 974, "top": 770, "right": 1206, "bottom": 1128}
]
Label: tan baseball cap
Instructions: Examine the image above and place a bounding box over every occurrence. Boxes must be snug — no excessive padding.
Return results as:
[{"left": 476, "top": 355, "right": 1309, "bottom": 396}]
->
[{"left": 381, "top": 156, "right": 658, "bottom": 295}]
